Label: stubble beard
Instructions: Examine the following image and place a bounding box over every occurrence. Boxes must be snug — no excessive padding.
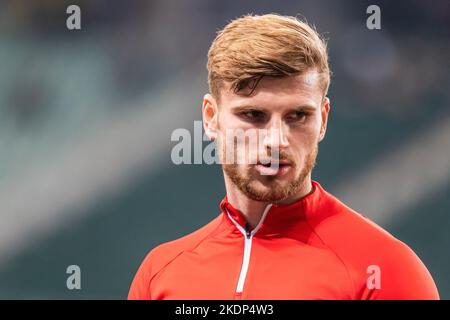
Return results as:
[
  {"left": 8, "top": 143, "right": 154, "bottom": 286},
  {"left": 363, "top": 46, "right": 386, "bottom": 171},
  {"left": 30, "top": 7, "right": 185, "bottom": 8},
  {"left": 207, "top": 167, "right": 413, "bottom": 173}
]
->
[{"left": 222, "top": 143, "right": 318, "bottom": 202}]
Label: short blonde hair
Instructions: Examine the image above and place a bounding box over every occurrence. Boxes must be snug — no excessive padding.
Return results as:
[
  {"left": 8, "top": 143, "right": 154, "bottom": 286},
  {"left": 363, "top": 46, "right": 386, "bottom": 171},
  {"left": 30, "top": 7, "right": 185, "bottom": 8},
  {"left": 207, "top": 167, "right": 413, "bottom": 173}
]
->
[{"left": 207, "top": 14, "right": 330, "bottom": 100}]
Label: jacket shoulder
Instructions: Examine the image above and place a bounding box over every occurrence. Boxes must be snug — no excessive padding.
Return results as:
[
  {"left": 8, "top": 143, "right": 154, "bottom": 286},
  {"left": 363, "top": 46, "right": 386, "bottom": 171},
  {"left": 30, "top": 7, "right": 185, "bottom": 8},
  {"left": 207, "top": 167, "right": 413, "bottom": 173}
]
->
[
  {"left": 309, "top": 188, "right": 439, "bottom": 299},
  {"left": 149, "top": 214, "right": 223, "bottom": 271},
  {"left": 128, "top": 213, "right": 223, "bottom": 299}
]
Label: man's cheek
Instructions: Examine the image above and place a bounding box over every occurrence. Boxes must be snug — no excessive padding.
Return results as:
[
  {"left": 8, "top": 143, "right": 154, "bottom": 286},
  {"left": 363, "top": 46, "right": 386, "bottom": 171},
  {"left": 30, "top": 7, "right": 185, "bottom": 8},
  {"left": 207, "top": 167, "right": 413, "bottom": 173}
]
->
[{"left": 295, "top": 145, "right": 309, "bottom": 163}]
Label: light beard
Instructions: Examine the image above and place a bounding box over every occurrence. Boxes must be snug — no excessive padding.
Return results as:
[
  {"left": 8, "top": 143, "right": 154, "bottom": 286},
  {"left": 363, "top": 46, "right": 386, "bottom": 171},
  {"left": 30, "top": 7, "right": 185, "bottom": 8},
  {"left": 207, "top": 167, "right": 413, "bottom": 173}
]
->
[{"left": 222, "top": 144, "right": 318, "bottom": 202}]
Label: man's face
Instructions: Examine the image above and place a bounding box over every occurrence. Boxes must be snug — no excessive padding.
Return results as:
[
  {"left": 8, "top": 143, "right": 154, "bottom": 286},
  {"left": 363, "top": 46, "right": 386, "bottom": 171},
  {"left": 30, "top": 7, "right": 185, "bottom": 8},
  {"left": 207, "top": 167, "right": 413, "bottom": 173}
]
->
[{"left": 204, "top": 70, "right": 330, "bottom": 203}]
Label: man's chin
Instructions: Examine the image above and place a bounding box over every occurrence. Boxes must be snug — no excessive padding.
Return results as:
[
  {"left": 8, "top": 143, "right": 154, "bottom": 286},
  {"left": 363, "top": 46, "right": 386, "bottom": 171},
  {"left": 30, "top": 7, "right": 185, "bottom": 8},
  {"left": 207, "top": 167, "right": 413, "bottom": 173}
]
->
[
  {"left": 242, "top": 181, "right": 296, "bottom": 202},
  {"left": 247, "top": 192, "right": 288, "bottom": 203},
  {"left": 223, "top": 163, "right": 308, "bottom": 202}
]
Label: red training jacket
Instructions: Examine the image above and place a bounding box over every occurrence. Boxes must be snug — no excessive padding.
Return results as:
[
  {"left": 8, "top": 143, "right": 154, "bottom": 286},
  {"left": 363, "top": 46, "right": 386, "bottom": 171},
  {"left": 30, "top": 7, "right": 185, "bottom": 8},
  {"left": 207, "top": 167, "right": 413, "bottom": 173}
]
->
[{"left": 128, "top": 180, "right": 439, "bottom": 300}]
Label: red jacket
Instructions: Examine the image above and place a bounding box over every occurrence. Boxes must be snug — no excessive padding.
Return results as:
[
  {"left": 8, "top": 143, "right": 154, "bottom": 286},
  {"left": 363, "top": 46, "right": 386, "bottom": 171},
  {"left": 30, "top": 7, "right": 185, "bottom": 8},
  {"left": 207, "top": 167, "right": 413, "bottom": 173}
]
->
[{"left": 128, "top": 180, "right": 439, "bottom": 299}]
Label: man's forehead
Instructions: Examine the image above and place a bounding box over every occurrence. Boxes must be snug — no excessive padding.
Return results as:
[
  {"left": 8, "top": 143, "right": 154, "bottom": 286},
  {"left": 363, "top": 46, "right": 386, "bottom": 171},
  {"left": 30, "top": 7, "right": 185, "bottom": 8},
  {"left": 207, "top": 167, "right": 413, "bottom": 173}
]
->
[
  {"left": 257, "top": 71, "right": 320, "bottom": 91},
  {"left": 221, "top": 70, "right": 323, "bottom": 107}
]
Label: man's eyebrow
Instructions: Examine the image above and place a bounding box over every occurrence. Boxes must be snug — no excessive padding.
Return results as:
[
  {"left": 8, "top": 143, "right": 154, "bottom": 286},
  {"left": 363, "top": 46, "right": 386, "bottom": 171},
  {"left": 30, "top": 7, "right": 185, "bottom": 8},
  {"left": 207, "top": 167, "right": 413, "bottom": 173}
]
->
[
  {"left": 290, "top": 105, "right": 317, "bottom": 112},
  {"left": 231, "top": 105, "right": 266, "bottom": 111},
  {"left": 231, "top": 104, "right": 317, "bottom": 111},
  {"left": 231, "top": 104, "right": 317, "bottom": 112},
  {"left": 230, "top": 104, "right": 318, "bottom": 113}
]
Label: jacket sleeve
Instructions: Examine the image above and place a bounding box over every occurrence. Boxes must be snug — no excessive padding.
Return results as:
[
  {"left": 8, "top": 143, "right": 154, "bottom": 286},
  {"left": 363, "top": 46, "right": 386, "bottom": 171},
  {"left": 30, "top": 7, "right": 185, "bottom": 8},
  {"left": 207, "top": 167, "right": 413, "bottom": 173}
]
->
[
  {"left": 361, "top": 241, "right": 439, "bottom": 300},
  {"left": 128, "top": 251, "right": 153, "bottom": 300}
]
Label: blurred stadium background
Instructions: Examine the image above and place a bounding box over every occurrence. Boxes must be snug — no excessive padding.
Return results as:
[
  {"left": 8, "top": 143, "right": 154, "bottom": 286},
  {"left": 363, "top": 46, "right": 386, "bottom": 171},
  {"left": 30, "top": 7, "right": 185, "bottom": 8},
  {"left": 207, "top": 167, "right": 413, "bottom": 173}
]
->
[{"left": 0, "top": 0, "right": 449, "bottom": 299}]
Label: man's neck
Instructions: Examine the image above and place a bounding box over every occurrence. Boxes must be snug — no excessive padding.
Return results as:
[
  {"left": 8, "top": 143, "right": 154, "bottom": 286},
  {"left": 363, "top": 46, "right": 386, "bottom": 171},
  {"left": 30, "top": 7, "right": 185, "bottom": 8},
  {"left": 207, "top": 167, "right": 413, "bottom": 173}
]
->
[{"left": 224, "top": 175, "right": 312, "bottom": 229}]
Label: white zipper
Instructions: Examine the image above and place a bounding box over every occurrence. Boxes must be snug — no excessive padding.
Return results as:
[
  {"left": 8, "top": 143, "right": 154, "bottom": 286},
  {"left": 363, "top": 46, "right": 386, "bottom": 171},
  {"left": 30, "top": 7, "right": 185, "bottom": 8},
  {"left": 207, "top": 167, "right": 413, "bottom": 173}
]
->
[{"left": 226, "top": 204, "right": 272, "bottom": 293}]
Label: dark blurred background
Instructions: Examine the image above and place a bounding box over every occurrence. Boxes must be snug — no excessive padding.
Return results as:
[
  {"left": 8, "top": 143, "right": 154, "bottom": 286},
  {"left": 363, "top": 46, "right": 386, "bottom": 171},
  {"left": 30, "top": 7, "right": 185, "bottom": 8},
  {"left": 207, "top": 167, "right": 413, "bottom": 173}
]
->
[{"left": 0, "top": 0, "right": 449, "bottom": 299}]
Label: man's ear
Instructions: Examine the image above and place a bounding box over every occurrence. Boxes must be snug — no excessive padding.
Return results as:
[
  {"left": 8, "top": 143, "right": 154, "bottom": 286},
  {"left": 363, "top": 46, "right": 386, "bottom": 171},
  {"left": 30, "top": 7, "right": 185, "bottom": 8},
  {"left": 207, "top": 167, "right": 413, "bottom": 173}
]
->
[
  {"left": 319, "top": 97, "right": 330, "bottom": 142},
  {"left": 202, "top": 93, "right": 219, "bottom": 141}
]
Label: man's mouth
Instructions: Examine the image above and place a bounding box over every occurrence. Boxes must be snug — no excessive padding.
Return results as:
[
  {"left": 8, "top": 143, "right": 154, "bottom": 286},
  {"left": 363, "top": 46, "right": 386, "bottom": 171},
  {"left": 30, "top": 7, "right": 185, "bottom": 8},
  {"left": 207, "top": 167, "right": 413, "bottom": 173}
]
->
[{"left": 254, "top": 160, "right": 293, "bottom": 176}]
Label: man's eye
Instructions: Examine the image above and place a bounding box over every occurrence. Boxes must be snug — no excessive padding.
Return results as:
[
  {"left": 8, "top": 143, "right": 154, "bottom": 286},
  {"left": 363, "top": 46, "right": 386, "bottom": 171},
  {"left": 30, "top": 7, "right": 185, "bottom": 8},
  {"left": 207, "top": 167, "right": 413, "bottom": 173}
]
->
[
  {"left": 240, "top": 110, "right": 266, "bottom": 122},
  {"left": 286, "top": 111, "right": 307, "bottom": 122}
]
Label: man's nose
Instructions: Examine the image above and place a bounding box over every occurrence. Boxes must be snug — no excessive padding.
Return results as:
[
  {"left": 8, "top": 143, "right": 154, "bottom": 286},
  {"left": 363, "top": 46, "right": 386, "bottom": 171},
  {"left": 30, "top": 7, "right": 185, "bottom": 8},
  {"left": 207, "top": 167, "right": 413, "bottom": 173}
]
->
[{"left": 263, "top": 118, "right": 289, "bottom": 151}]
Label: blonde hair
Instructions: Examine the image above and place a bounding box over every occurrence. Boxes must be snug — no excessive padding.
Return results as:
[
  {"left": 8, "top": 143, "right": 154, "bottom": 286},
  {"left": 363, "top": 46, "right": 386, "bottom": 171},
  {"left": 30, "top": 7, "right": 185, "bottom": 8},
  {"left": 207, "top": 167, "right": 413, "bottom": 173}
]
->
[{"left": 207, "top": 14, "right": 330, "bottom": 100}]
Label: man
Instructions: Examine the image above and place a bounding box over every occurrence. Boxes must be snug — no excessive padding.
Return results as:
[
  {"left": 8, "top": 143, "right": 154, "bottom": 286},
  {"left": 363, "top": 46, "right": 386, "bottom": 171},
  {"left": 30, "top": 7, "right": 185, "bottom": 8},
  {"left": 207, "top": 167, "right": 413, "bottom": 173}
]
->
[{"left": 128, "top": 14, "right": 439, "bottom": 300}]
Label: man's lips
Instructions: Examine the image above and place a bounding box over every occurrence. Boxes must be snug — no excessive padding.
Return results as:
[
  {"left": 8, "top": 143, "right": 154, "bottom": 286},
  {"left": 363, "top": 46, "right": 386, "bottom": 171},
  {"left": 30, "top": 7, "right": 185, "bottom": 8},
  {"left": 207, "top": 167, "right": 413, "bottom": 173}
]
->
[
  {"left": 254, "top": 160, "right": 293, "bottom": 176},
  {"left": 257, "top": 160, "right": 291, "bottom": 166}
]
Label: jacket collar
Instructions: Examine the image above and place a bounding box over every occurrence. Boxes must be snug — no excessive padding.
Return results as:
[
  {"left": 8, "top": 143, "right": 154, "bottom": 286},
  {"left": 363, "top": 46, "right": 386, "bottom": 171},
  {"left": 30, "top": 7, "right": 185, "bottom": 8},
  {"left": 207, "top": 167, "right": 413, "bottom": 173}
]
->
[{"left": 220, "top": 180, "right": 323, "bottom": 237}]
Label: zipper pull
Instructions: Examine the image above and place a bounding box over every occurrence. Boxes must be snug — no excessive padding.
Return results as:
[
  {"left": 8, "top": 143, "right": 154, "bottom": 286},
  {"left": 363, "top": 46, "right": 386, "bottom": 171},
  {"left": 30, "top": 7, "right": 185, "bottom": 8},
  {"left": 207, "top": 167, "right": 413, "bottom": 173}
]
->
[{"left": 244, "top": 223, "right": 251, "bottom": 239}]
